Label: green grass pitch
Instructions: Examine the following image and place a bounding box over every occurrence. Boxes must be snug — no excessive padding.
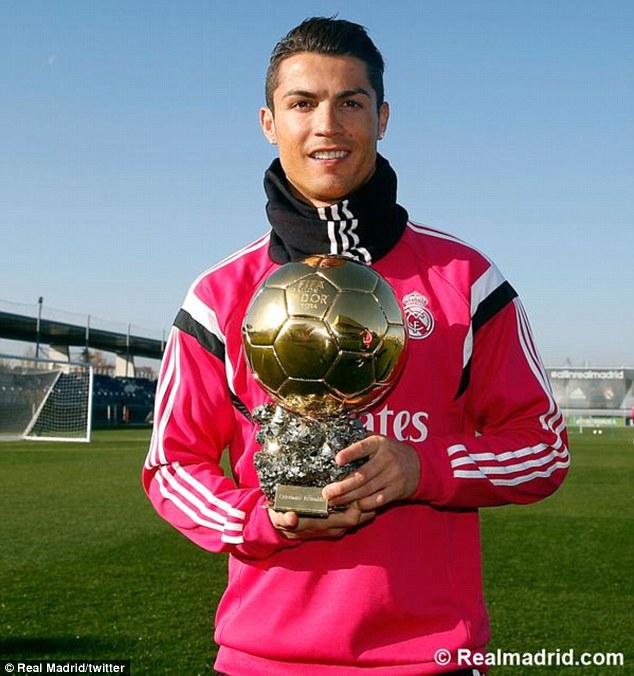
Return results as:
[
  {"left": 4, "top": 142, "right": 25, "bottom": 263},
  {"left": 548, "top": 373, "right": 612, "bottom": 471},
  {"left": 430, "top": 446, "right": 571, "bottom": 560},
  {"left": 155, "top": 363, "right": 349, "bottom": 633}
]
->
[{"left": 0, "top": 427, "right": 632, "bottom": 675}]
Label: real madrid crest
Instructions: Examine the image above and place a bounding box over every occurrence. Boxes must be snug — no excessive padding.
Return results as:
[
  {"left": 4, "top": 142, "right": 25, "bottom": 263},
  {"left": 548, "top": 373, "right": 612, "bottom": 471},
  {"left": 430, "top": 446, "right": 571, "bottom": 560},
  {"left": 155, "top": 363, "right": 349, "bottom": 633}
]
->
[{"left": 402, "top": 291, "right": 435, "bottom": 340}]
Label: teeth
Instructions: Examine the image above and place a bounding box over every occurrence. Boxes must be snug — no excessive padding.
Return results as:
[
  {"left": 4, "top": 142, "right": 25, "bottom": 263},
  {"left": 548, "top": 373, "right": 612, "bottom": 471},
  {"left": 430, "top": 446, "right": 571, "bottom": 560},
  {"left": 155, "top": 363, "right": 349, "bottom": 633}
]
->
[{"left": 312, "top": 150, "right": 348, "bottom": 160}]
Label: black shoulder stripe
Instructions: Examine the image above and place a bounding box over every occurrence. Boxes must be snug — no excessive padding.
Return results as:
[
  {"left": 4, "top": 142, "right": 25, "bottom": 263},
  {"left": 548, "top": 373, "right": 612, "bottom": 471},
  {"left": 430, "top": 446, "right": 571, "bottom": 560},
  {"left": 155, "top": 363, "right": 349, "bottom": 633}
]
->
[
  {"left": 174, "top": 308, "right": 225, "bottom": 361},
  {"left": 454, "top": 282, "right": 518, "bottom": 400},
  {"left": 455, "top": 358, "right": 472, "bottom": 400},
  {"left": 174, "top": 309, "right": 252, "bottom": 421},
  {"left": 472, "top": 281, "right": 517, "bottom": 335},
  {"left": 231, "top": 395, "right": 253, "bottom": 422}
]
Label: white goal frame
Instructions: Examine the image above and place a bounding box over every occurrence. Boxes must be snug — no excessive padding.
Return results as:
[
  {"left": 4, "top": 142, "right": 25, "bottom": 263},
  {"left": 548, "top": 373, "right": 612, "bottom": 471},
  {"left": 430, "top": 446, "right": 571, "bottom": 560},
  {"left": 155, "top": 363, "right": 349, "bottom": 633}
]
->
[{"left": 0, "top": 354, "right": 93, "bottom": 443}]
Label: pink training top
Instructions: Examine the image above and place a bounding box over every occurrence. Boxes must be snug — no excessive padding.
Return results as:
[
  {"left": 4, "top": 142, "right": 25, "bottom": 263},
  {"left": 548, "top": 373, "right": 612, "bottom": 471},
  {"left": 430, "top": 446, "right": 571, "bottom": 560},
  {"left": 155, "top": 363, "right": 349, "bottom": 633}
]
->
[{"left": 143, "top": 222, "right": 569, "bottom": 675}]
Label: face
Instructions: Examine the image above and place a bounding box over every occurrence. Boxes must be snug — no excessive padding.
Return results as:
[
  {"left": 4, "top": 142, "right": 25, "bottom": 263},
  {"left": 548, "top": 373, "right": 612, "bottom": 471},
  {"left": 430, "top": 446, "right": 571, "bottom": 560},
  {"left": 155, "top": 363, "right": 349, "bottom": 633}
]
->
[{"left": 260, "top": 53, "right": 389, "bottom": 207}]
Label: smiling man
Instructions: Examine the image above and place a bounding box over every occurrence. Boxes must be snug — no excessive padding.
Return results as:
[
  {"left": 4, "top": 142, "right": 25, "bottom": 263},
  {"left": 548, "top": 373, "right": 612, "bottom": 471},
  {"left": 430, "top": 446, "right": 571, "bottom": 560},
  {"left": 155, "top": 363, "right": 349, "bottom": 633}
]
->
[
  {"left": 143, "top": 17, "right": 569, "bottom": 675},
  {"left": 260, "top": 51, "right": 389, "bottom": 206}
]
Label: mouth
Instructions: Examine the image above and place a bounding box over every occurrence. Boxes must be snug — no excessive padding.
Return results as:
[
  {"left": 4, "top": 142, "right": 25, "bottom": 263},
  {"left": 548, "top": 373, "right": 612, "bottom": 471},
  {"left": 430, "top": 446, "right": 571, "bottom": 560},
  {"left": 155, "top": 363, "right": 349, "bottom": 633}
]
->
[{"left": 309, "top": 150, "right": 350, "bottom": 160}]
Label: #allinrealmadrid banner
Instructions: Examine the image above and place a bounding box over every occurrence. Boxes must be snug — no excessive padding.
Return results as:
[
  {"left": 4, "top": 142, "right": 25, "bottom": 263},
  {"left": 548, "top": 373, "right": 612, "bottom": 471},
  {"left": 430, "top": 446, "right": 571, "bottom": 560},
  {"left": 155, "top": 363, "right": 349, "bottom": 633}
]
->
[{"left": 548, "top": 367, "right": 634, "bottom": 411}]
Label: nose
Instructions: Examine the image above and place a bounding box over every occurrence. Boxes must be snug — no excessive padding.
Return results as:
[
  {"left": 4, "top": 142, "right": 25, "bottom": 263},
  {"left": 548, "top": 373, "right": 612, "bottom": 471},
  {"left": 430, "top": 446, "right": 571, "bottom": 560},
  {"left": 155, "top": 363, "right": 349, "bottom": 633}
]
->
[{"left": 314, "top": 102, "right": 343, "bottom": 136}]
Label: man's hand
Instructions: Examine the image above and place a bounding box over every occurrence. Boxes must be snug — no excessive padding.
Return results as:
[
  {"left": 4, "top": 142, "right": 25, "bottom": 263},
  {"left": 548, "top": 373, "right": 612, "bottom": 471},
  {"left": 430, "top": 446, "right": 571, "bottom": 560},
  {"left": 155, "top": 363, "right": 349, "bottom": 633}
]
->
[
  {"left": 322, "top": 435, "right": 420, "bottom": 512},
  {"left": 268, "top": 502, "right": 375, "bottom": 540}
]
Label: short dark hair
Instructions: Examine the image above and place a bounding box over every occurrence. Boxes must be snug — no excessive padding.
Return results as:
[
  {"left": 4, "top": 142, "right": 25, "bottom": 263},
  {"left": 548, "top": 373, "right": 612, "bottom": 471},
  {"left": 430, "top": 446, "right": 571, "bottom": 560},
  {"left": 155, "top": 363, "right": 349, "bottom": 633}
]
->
[{"left": 265, "top": 16, "right": 385, "bottom": 111}]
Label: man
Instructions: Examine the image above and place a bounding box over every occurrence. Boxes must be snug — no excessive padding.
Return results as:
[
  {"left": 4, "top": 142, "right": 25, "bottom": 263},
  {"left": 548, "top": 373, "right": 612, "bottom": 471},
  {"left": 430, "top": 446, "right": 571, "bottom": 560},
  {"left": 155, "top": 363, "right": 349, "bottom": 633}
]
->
[{"left": 143, "top": 17, "right": 569, "bottom": 675}]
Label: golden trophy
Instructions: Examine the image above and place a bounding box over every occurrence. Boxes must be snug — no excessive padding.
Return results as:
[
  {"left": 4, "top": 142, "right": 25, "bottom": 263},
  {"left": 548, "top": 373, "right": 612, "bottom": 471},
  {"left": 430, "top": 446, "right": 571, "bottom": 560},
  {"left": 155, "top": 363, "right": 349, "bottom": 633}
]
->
[{"left": 242, "top": 255, "right": 407, "bottom": 516}]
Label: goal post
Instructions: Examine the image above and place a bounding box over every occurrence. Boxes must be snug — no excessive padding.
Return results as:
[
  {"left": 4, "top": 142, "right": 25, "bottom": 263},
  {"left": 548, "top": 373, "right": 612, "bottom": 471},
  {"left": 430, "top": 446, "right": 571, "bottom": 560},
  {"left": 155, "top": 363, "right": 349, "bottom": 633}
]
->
[{"left": 0, "top": 354, "right": 93, "bottom": 443}]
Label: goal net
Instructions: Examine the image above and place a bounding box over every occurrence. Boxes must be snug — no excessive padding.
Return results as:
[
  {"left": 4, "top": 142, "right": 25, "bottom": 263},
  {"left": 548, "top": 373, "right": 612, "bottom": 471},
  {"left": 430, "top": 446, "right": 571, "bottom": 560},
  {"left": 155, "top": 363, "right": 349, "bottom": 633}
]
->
[{"left": 0, "top": 354, "right": 93, "bottom": 442}]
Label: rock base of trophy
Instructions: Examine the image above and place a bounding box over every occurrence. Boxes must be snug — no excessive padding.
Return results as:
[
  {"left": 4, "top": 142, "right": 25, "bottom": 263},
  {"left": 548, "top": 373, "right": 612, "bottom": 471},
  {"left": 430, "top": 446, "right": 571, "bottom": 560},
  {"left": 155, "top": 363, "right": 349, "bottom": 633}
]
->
[{"left": 253, "top": 403, "right": 367, "bottom": 516}]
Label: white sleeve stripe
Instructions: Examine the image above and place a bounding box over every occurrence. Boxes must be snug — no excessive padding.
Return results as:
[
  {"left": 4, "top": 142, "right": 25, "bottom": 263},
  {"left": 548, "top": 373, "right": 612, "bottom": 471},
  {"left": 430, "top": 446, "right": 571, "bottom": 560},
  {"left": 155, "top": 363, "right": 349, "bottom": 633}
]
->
[
  {"left": 515, "top": 300, "right": 565, "bottom": 441},
  {"left": 221, "top": 534, "right": 246, "bottom": 544},
  {"left": 146, "top": 328, "right": 178, "bottom": 468},
  {"left": 448, "top": 444, "right": 468, "bottom": 456},
  {"left": 156, "top": 472, "right": 245, "bottom": 542},
  {"left": 145, "top": 329, "right": 182, "bottom": 468},
  {"left": 159, "top": 467, "right": 243, "bottom": 530},
  {"left": 455, "top": 458, "right": 570, "bottom": 485},
  {"left": 517, "top": 302, "right": 550, "bottom": 398},
  {"left": 452, "top": 443, "right": 549, "bottom": 465},
  {"left": 154, "top": 330, "right": 183, "bottom": 466},
  {"left": 517, "top": 302, "right": 564, "bottom": 436},
  {"left": 156, "top": 327, "right": 178, "bottom": 405},
  {"left": 517, "top": 302, "right": 542, "bottom": 369},
  {"left": 491, "top": 460, "right": 571, "bottom": 486},
  {"left": 448, "top": 299, "right": 570, "bottom": 485},
  {"left": 452, "top": 447, "right": 569, "bottom": 476},
  {"left": 454, "top": 469, "right": 487, "bottom": 479},
  {"left": 173, "top": 462, "right": 246, "bottom": 520}
]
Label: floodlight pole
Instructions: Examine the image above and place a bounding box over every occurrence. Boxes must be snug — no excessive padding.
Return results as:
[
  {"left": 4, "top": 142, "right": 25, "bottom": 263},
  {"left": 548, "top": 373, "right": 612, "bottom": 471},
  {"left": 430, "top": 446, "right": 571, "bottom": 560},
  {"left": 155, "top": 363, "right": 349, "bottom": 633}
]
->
[
  {"left": 126, "top": 323, "right": 131, "bottom": 377},
  {"left": 85, "top": 314, "right": 91, "bottom": 356},
  {"left": 35, "top": 296, "right": 43, "bottom": 358}
]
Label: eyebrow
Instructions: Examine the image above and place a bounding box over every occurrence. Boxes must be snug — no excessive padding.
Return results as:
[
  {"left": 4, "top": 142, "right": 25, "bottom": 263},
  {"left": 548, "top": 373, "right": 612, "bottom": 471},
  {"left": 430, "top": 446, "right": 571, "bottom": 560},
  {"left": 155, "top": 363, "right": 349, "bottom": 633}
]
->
[{"left": 282, "top": 87, "right": 372, "bottom": 100}]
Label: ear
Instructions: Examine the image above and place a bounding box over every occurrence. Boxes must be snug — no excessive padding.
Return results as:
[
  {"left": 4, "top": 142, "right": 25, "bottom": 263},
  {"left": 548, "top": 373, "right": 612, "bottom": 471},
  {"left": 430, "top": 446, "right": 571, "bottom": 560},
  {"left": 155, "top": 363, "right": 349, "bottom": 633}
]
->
[
  {"left": 378, "top": 101, "right": 390, "bottom": 139},
  {"left": 260, "top": 107, "right": 277, "bottom": 144}
]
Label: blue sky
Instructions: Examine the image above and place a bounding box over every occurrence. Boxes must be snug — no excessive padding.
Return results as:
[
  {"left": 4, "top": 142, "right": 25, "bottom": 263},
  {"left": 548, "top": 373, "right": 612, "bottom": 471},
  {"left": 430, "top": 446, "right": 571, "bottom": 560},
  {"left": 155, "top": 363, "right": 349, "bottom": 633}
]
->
[{"left": 1, "top": 0, "right": 632, "bottom": 366}]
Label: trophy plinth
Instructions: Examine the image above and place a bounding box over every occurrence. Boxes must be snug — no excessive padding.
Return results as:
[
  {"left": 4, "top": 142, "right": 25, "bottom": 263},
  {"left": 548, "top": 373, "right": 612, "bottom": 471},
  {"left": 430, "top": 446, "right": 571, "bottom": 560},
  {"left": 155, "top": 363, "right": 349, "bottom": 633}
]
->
[{"left": 242, "top": 256, "right": 407, "bottom": 516}]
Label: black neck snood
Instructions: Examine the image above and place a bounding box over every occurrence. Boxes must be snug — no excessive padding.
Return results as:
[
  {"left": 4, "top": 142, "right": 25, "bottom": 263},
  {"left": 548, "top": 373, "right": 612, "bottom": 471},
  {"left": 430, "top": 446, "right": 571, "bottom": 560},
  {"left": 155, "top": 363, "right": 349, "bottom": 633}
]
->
[{"left": 264, "top": 154, "right": 408, "bottom": 265}]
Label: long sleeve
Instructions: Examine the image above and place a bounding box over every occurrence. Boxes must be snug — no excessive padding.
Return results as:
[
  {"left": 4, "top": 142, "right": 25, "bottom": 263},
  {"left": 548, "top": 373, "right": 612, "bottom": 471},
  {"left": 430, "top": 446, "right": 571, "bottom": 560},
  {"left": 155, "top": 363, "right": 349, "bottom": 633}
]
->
[
  {"left": 142, "top": 312, "right": 296, "bottom": 561},
  {"left": 413, "top": 294, "right": 570, "bottom": 508}
]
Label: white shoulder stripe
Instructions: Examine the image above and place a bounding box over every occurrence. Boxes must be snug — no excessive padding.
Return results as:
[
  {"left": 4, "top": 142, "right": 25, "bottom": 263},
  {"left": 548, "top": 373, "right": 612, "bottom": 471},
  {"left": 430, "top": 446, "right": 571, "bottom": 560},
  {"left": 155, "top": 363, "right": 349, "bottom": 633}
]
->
[
  {"left": 462, "top": 327, "right": 474, "bottom": 370},
  {"left": 471, "top": 265, "right": 506, "bottom": 315},
  {"left": 181, "top": 291, "right": 225, "bottom": 343}
]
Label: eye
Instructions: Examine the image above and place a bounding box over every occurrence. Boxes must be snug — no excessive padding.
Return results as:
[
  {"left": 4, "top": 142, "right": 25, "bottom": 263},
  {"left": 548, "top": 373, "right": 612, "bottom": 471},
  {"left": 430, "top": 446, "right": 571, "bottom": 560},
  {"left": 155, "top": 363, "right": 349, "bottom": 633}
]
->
[
  {"left": 291, "top": 100, "right": 314, "bottom": 110},
  {"left": 342, "top": 99, "right": 363, "bottom": 109}
]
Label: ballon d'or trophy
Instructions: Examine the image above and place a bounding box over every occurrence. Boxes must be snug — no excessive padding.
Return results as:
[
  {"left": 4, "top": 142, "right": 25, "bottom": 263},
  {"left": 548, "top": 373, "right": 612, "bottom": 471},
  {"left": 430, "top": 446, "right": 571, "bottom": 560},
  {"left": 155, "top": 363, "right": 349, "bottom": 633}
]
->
[{"left": 242, "top": 255, "right": 407, "bottom": 517}]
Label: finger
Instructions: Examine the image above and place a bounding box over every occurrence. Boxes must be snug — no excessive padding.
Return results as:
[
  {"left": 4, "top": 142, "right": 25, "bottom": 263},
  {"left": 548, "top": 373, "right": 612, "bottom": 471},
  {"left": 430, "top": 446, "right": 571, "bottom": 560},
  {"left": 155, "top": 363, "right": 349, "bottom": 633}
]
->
[
  {"left": 324, "top": 471, "right": 386, "bottom": 505},
  {"left": 282, "top": 511, "right": 300, "bottom": 529},
  {"left": 268, "top": 508, "right": 299, "bottom": 532},
  {"left": 335, "top": 435, "right": 379, "bottom": 465},
  {"left": 324, "top": 451, "right": 391, "bottom": 502},
  {"left": 323, "top": 469, "right": 367, "bottom": 501},
  {"left": 285, "top": 527, "right": 347, "bottom": 541},
  {"left": 283, "top": 504, "right": 376, "bottom": 538},
  {"left": 356, "top": 490, "right": 392, "bottom": 512}
]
